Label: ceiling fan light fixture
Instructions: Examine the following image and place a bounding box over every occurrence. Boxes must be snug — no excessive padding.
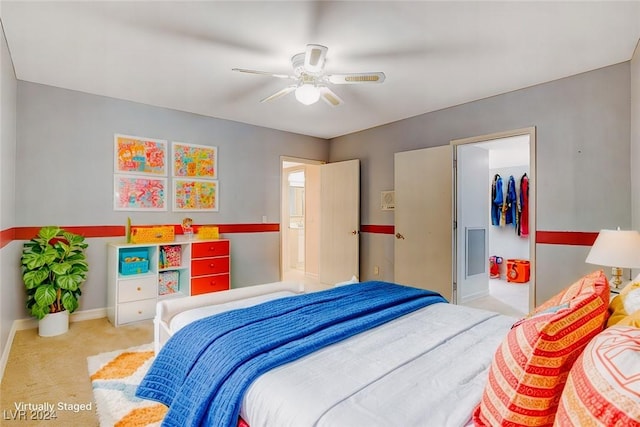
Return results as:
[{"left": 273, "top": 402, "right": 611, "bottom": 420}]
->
[
  {"left": 234, "top": 44, "right": 385, "bottom": 106},
  {"left": 295, "top": 83, "right": 320, "bottom": 105}
]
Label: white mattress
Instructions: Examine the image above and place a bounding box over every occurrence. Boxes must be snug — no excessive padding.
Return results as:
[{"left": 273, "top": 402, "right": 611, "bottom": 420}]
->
[
  {"left": 239, "top": 302, "right": 515, "bottom": 427},
  {"left": 169, "top": 291, "right": 297, "bottom": 333}
]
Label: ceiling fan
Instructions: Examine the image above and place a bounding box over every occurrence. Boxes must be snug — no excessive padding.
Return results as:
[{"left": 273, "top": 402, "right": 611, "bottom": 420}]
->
[{"left": 232, "top": 44, "right": 385, "bottom": 107}]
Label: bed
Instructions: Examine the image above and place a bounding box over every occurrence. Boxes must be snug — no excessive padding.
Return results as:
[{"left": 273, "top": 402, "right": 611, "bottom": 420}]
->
[
  {"left": 138, "top": 272, "right": 640, "bottom": 427},
  {"left": 153, "top": 280, "right": 305, "bottom": 354}
]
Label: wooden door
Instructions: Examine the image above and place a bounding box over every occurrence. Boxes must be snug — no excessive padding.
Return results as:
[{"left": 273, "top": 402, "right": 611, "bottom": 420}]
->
[
  {"left": 394, "top": 146, "right": 453, "bottom": 301},
  {"left": 319, "top": 159, "right": 360, "bottom": 285}
]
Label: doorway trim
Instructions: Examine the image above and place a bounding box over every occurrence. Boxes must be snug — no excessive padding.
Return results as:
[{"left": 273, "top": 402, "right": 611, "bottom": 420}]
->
[
  {"left": 280, "top": 156, "right": 324, "bottom": 282},
  {"left": 451, "top": 127, "right": 537, "bottom": 311}
]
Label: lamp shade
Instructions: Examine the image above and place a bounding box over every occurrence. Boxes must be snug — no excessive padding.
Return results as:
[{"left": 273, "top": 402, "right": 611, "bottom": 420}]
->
[
  {"left": 585, "top": 229, "right": 640, "bottom": 268},
  {"left": 295, "top": 84, "right": 320, "bottom": 105}
]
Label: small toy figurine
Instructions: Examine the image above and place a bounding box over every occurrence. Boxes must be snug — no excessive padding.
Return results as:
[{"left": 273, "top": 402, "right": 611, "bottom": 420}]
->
[{"left": 182, "top": 217, "right": 194, "bottom": 240}]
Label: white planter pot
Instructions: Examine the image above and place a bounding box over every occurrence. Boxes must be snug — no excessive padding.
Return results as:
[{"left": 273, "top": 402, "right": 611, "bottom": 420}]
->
[{"left": 38, "top": 310, "right": 69, "bottom": 337}]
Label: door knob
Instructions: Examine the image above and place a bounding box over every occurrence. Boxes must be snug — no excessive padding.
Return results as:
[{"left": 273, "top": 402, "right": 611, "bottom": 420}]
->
[
  {"left": 351, "top": 230, "right": 359, "bottom": 235},
  {"left": 395, "top": 232, "right": 405, "bottom": 240}
]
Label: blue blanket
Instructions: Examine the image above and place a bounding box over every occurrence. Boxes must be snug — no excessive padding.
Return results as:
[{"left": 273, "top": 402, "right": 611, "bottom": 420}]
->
[{"left": 136, "top": 281, "right": 447, "bottom": 426}]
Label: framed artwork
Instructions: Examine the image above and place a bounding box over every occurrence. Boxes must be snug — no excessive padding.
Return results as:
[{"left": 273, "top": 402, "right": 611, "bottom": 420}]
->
[
  {"left": 114, "top": 174, "right": 167, "bottom": 211},
  {"left": 173, "top": 179, "right": 219, "bottom": 212},
  {"left": 172, "top": 142, "right": 217, "bottom": 179},
  {"left": 114, "top": 134, "right": 167, "bottom": 176}
]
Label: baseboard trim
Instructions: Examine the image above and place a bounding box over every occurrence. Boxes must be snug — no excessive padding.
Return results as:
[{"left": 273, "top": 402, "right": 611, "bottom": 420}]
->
[
  {"left": 0, "top": 307, "right": 107, "bottom": 383},
  {"left": 70, "top": 308, "right": 107, "bottom": 323},
  {"left": 0, "top": 322, "right": 19, "bottom": 385}
]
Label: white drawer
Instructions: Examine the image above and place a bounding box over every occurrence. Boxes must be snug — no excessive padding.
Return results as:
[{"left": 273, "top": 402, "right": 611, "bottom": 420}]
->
[
  {"left": 117, "top": 299, "right": 156, "bottom": 324},
  {"left": 118, "top": 276, "right": 157, "bottom": 303}
]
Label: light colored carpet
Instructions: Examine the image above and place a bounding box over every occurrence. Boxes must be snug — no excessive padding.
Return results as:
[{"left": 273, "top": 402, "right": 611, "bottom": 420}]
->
[
  {"left": 462, "top": 279, "right": 530, "bottom": 318},
  {"left": 1, "top": 317, "right": 153, "bottom": 426},
  {"left": 87, "top": 343, "right": 166, "bottom": 427},
  {"left": 489, "top": 278, "right": 530, "bottom": 314}
]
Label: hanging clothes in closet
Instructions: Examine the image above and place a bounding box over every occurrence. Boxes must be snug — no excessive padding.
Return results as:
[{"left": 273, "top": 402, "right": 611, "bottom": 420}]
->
[
  {"left": 491, "top": 174, "right": 503, "bottom": 226},
  {"left": 519, "top": 173, "right": 529, "bottom": 237},
  {"left": 505, "top": 175, "right": 518, "bottom": 227}
]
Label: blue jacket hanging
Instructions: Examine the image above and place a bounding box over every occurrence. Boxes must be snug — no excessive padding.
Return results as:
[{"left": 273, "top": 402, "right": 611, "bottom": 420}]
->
[
  {"left": 505, "top": 175, "right": 518, "bottom": 226},
  {"left": 491, "top": 174, "right": 503, "bottom": 226}
]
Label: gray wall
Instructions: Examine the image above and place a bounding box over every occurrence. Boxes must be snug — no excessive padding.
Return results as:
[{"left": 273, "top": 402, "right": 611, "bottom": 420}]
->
[
  {"left": 10, "top": 82, "right": 329, "bottom": 320},
  {"left": 330, "top": 63, "right": 632, "bottom": 305},
  {"left": 631, "top": 42, "right": 640, "bottom": 236},
  {"left": 16, "top": 82, "right": 329, "bottom": 226},
  {"left": 1, "top": 26, "right": 19, "bottom": 365},
  {"left": 0, "top": 28, "right": 16, "bottom": 231}
]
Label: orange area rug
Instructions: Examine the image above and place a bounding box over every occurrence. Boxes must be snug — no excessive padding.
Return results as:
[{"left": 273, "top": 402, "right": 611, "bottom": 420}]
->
[{"left": 88, "top": 344, "right": 167, "bottom": 426}]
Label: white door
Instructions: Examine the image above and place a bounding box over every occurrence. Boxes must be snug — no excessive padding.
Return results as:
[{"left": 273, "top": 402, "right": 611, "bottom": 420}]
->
[
  {"left": 319, "top": 159, "right": 360, "bottom": 285},
  {"left": 455, "top": 144, "right": 490, "bottom": 303},
  {"left": 394, "top": 146, "right": 453, "bottom": 301}
]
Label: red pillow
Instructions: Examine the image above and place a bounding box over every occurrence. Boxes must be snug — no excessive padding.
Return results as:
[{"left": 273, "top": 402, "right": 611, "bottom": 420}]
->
[{"left": 473, "top": 270, "right": 610, "bottom": 426}]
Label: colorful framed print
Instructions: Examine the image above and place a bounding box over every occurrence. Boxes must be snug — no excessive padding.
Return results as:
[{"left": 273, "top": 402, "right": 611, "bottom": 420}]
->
[
  {"left": 114, "top": 174, "right": 167, "bottom": 211},
  {"left": 172, "top": 142, "right": 217, "bottom": 179},
  {"left": 114, "top": 134, "right": 167, "bottom": 176},
  {"left": 173, "top": 179, "right": 219, "bottom": 212}
]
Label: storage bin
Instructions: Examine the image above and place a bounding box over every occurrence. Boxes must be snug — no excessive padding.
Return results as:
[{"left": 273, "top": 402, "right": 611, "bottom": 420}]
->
[
  {"left": 120, "top": 260, "right": 149, "bottom": 275},
  {"left": 119, "top": 248, "right": 149, "bottom": 275},
  {"left": 159, "top": 270, "right": 180, "bottom": 295},
  {"left": 159, "top": 245, "right": 181, "bottom": 269},
  {"left": 120, "top": 259, "right": 149, "bottom": 275},
  {"left": 506, "top": 259, "right": 530, "bottom": 283},
  {"left": 130, "top": 226, "right": 175, "bottom": 244}
]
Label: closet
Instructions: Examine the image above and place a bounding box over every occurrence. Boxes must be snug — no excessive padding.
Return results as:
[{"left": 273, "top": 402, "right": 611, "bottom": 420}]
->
[
  {"left": 393, "top": 128, "right": 535, "bottom": 317},
  {"left": 455, "top": 132, "right": 532, "bottom": 316}
]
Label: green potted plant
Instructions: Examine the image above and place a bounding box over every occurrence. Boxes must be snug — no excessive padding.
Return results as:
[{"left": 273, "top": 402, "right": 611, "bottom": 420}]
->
[{"left": 21, "top": 226, "right": 89, "bottom": 336}]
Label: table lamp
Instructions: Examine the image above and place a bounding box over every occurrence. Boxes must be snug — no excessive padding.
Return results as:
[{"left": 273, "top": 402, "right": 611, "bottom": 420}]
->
[{"left": 585, "top": 228, "right": 640, "bottom": 289}]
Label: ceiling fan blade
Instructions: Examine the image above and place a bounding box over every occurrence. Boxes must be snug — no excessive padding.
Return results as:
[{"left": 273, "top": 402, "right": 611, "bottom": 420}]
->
[
  {"left": 260, "top": 86, "right": 296, "bottom": 103},
  {"left": 232, "top": 68, "right": 292, "bottom": 79},
  {"left": 327, "top": 72, "right": 386, "bottom": 84},
  {"left": 304, "top": 44, "right": 328, "bottom": 73},
  {"left": 319, "top": 86, "right": 343, "bottom": 107}
]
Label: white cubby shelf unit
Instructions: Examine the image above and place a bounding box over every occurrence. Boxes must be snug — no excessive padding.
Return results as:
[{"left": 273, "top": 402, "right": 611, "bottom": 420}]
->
[{"left": 106, "top": 237, "right": 230, "bottom": 326}]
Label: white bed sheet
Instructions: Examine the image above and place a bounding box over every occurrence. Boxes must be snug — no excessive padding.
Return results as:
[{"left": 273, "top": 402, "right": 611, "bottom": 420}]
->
[
  {"left": 239, "top": 302, "right": 516, "bottom": 427},
  {"left": 169, "top": 290, "right": 298, "bottom": 333}
]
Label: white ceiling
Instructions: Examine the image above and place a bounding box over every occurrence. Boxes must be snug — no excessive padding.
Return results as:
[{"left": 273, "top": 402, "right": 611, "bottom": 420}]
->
[
  {"left": 479, "top": 135, "right": 530, "bottom": 168},
  {"left": 2, "top": 1, "right": 639, "bottom": 139}
]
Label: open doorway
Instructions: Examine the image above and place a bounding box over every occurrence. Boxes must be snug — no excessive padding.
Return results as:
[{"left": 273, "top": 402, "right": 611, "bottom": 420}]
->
[
  {"left": 453, "top": 128, "right": 536, "bottom": 317},
  {"left": 281, "top": 157, "right": 322, "bottom": 287}
]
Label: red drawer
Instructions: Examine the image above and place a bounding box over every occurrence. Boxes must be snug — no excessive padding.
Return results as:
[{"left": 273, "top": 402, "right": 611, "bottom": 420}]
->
[
  {"left": 192, "top": 240, "right": 229, "bottom": 258},
  {"left": 191, "top": 257, "right": 229, "bottom": 277},
  {"left": 191, "top": 274, "right": 230, "bottom": 295}
]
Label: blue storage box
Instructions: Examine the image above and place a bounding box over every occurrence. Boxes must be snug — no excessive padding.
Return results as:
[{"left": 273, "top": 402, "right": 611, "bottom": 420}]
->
[{"left": 119, "top": 248, "right": 149, "bottom": 275}]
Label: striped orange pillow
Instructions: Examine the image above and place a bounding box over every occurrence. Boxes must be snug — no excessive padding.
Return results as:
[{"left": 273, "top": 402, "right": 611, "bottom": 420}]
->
[
  {"left": 554, "top": 326, "right": 640, "bottom": 426},
  {"left": 473, "top": 270, "right": 610, "bottom": 426}
]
